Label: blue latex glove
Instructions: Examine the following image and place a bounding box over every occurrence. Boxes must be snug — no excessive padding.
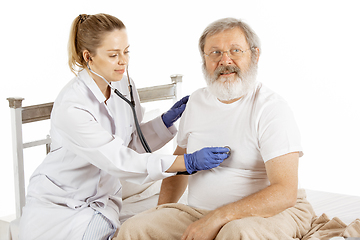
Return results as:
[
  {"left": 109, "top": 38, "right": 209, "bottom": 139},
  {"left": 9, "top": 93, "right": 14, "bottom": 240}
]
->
[
  {"left": 162, "top": 96, "right": 189, "bottom": 128},
  {"left": 184, "top": 147, "right": 230, "bottom": 174}
]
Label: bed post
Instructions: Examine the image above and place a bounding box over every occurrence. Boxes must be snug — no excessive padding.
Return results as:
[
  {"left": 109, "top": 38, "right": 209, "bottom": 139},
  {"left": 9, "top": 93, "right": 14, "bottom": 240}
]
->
[
  {"left": 170, "top": 74, "right": 183, "bottom": 105},
  {"left": 7, "top": 97, "right": 26, "bottom": 219},
  {"left": 170, "top": 75, "right": 183, "bottom": 150}
]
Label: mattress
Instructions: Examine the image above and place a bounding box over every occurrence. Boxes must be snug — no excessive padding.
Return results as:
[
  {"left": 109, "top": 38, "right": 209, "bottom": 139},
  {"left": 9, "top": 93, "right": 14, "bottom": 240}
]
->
[{"left": 305, "top": 189, "right": 360, "bottom": 225}]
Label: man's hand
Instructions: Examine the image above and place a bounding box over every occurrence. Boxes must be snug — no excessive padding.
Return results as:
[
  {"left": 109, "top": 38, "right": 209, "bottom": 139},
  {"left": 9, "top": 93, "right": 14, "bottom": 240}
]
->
[{"left": 181, "top": 210, "right": 225, "bottom": 240}]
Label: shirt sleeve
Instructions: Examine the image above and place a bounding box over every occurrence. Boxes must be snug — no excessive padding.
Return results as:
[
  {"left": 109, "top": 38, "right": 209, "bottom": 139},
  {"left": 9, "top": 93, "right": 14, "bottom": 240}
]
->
[
  {"left": 52, "top": 102, "right": 176, "bottom": 184},
  {"left": 176, "top": 99, "right": 192, "bottom": 149},
  {"left": 257, "top": 99, "right": 303, "bottom": 162}
]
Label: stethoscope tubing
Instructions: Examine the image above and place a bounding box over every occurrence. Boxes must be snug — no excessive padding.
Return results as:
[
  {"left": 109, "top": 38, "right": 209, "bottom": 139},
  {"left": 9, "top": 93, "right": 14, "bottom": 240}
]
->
[
  {"left": 87, "top": 64, "right": 152, "bottom": 153},
  {"left": 113, "top": 88, "right": 152, "bottom": 153}
]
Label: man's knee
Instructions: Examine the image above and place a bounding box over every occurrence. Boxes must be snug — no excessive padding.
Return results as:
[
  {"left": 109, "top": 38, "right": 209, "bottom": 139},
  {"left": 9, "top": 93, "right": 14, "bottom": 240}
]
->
[
  {"left": 216, "top": 216, "right": 298, "bottom": 240},
  {"left": 216, "top": 217, "right": 263, "bottom": 239},
  {"left": 113, "top": 214, "right": 147, "bottom": 239}
]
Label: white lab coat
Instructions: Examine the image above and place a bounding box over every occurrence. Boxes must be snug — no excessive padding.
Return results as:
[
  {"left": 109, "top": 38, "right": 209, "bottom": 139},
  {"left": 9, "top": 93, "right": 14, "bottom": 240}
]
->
[{"left": 18, "top": 70, "right": 177, "bottom": 240}]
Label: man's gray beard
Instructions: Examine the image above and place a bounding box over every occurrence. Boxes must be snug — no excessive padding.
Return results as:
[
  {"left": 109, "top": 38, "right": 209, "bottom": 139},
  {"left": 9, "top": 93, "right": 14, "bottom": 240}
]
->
[{"left": 203, "top": 63, "right": 258, "bottom": 102}]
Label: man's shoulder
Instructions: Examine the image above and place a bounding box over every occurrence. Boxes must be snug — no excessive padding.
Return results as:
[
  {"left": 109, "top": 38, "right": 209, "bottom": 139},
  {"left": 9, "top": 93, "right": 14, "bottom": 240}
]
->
[
  {"left": 188, "top": 87, "right": 212, "bottom": 102},
  {"left": 191, "top": 87, "right": 208, "bottom": 96},
  {"left": 252, "top": 82, "right": 287, "bottom": 106}
]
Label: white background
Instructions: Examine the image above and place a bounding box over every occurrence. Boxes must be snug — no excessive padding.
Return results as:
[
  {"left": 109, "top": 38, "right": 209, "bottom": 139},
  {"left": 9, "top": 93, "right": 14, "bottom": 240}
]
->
[{"left": 1, "top": 0, "right": 359, "bottom": 218}]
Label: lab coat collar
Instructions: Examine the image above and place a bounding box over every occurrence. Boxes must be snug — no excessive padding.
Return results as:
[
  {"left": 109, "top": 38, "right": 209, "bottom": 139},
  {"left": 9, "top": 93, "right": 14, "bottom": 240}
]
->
[{"left": 78, "top": 69, "right": 107, "bottom": 103}]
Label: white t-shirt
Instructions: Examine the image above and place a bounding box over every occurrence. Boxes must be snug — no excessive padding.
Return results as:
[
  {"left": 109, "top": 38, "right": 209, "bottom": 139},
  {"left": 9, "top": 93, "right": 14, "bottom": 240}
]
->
[{"left": 177, "top": 82, "right": 303, "bottom": 210}]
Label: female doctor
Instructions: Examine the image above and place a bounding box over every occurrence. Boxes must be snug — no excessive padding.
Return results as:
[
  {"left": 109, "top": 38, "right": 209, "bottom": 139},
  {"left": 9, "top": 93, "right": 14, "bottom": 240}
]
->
[{"left": 18, "top": 13, "right": 230, "bottom": 240}]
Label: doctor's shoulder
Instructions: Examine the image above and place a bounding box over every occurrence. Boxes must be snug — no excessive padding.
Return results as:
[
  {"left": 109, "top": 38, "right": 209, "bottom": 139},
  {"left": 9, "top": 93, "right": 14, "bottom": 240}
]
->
[{"left": 52, "top": 79, "right": 93, "bottom": 117}]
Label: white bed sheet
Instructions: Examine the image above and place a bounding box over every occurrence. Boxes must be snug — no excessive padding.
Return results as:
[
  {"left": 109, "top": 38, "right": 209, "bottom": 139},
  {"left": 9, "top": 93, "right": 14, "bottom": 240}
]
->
[{"left": 306, "top": 189, "right": 360, "bottom": 225}]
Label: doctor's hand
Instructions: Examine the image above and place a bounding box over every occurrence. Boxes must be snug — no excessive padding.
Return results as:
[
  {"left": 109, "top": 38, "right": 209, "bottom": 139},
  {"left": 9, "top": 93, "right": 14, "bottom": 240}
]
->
[
  {"left": 184, "top": 147, "right": 230, "bottom": 174},
  {"left": 162, "top": 95, "right": 189, "bottom": 128}
]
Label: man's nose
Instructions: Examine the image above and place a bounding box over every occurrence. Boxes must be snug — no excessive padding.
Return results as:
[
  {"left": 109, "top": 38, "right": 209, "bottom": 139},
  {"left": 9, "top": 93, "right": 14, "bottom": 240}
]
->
[{"left": 219, "top": 51, "right": 233, "bottom": 65}]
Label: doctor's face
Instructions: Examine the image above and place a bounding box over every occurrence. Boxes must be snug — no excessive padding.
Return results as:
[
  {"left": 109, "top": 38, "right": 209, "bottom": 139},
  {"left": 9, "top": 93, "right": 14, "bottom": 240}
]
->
[{"left": 89, "top": 29, "right": 129, "bottom": 82}]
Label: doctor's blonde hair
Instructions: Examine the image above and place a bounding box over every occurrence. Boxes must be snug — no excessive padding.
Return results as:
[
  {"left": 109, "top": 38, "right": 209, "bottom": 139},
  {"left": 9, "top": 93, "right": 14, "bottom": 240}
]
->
[{"left": 68, "top": 13, "right": 126, "bottom": 74}]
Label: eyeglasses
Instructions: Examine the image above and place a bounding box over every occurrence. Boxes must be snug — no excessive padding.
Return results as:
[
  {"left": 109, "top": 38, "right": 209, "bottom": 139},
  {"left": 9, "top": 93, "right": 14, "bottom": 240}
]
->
[{"left": 204, "top": 48, "right": 253, "bottom": 62}]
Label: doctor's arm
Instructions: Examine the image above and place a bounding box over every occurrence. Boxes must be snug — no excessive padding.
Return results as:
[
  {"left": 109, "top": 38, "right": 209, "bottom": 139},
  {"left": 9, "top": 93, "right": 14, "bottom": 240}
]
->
[{"left": 181, "top": 152, "right": 299, "bottom": 240}]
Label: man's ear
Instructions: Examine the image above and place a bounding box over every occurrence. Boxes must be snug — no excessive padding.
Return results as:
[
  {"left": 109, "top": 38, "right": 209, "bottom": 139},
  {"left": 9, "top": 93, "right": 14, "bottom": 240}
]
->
[{"left": 254, "top": 48, "right": 260, "bottom": 63}]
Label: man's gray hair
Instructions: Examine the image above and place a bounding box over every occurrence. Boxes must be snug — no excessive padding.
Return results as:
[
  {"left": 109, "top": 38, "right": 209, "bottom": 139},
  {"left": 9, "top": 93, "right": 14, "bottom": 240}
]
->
[{"left": 199, "top": 18, "right": 261, "bottom": 64}]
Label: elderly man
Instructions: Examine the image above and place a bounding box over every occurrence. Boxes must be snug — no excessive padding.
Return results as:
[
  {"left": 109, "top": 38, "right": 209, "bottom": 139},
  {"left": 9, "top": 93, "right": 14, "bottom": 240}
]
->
[{"left": 115, "top": 18, "right": 315, "bottom": 240}]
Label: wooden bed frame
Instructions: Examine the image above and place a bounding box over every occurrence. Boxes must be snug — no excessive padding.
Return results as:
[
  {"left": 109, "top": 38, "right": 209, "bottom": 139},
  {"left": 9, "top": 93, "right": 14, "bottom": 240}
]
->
[{"left": 6, "top": 74, "right": 183, "bottom": 220}]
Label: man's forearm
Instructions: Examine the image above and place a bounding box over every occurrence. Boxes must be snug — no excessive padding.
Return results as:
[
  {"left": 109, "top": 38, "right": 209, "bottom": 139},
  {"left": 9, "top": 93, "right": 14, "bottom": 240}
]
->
[
  {"left": 181, "top": 182, "right": 298, "bottom": 240},
  {"left": 180, "top": 187, "right": 296, "bottom": 239},
  {"left": 211, "top": 153, "right": 299, "bottom": 226},
  {"left": 213, "top": 183, "right": 297, "bottom": 226}
]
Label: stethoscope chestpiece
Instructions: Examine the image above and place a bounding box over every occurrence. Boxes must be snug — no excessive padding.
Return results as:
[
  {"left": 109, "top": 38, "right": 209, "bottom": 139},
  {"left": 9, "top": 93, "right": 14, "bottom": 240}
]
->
[{"left": 224, "top": 146, "right": 231, "bottom": 156}]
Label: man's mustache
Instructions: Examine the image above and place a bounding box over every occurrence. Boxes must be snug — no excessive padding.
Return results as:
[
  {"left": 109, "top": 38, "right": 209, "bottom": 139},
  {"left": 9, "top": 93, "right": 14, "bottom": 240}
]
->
[{"left": 214, "top": 65, "right": 241, "bottom": 78}]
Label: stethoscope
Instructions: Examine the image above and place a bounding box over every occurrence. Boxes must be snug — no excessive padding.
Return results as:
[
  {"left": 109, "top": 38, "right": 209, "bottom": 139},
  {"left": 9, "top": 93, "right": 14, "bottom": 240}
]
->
[{"left": 87, "top": 63, "right": 152, "bottom": 153}]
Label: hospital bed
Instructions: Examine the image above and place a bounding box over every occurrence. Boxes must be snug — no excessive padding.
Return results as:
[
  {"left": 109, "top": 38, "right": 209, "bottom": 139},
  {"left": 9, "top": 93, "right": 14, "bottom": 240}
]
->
[{"left": 4, "top": 74, "right": 360, "bottom": 239}]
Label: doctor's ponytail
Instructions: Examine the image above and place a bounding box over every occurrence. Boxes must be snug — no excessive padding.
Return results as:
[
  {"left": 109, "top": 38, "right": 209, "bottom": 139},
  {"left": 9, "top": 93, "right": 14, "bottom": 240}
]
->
[{"left": 68, "top": 13, "right": 126, "bottom": 75}]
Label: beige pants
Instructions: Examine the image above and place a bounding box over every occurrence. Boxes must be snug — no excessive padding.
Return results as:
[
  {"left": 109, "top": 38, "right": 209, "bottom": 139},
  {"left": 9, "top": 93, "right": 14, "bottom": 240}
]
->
[{"left": 114, "top": 189, "right": 315, "bottom": 240}]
